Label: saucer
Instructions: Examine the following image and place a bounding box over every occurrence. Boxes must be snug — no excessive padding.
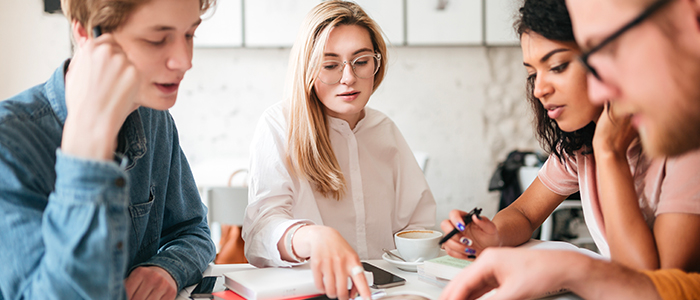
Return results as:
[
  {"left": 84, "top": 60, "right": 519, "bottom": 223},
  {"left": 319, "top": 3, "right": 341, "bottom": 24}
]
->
[{"left": 381, "top": 249, "right": 446, "bottom": 272}]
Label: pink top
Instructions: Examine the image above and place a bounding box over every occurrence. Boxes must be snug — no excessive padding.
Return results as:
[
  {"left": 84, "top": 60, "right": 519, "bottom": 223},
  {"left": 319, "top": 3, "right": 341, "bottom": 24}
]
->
[{"left": 538, "top": 140, "right": 700, "bottom": 257}]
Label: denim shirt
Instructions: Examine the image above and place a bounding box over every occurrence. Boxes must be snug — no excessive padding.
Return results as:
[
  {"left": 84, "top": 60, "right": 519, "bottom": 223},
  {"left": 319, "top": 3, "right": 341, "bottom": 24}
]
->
[{"left": 0, "top": 61, "right": 216, "bottom": 299}]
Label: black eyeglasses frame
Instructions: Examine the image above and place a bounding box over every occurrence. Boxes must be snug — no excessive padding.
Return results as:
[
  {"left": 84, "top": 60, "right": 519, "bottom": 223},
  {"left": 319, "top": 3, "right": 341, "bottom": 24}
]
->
[{"left": 578, "top": 0, "right": 673, "bottom": 80}]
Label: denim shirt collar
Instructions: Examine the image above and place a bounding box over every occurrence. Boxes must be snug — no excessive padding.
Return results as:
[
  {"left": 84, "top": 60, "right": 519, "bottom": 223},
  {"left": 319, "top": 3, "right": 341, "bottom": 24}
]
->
[
  {"left": 46, "top": 59, "right": 147, "bottom": 170},
  {"left": 118, "top": 110, "right": 147, "bottom": 170},
  {"left": 45, "top": 60, "right": 69, "bottom": 124}
]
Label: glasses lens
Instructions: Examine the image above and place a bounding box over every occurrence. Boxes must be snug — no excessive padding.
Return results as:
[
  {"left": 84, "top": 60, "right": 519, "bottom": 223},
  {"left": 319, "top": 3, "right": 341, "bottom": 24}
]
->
[
  {"left": 318, "top": 54, "right": 380, "bottom": 84},
  {"left": 319, "top": 60, "right": 343, "bottom": 84},
  {"left": 352, "top": 55, "right": 380, "bottom": 79}
]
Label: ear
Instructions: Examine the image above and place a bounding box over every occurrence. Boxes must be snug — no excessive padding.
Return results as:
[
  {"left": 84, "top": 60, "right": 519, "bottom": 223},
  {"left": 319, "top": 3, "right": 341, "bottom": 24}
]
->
[{"left": 71, "top": 19, "right": 90, "bottom": 47}]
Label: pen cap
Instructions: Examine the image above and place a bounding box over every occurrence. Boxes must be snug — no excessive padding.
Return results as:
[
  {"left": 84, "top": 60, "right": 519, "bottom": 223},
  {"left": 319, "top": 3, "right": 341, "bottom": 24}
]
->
[{"left": 92, "top": 26, "right": 102, "bottom": 38}]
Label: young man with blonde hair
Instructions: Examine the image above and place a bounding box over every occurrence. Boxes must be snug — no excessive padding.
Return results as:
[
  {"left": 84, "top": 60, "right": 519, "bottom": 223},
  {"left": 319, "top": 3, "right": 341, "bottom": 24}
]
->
[{"left": 0, "top": 0, "right": 216, "bottom": 298}]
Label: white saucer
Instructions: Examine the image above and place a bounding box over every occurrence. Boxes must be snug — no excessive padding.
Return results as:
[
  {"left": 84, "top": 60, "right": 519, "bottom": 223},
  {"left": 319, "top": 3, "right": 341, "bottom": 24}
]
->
[{"left": 381, "top": 249, "right": 446, "bottom": 272}]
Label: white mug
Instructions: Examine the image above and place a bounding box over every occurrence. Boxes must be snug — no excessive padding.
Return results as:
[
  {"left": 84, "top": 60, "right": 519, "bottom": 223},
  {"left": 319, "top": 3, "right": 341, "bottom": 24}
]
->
[{"left": 394, "top": 230, "right": 443, "bottom": 262}]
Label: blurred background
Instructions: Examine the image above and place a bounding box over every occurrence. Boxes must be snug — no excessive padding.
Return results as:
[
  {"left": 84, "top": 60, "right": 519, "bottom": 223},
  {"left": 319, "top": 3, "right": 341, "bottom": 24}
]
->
[{"left": 0, "top": 0, "right": 541, "bottom": 226}]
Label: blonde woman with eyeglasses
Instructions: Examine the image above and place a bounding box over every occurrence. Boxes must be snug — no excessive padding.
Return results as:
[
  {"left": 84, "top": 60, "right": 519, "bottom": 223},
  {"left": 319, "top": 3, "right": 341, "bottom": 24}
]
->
[{"left": 242, "top": 1, "right": 436, "bottom": 299}]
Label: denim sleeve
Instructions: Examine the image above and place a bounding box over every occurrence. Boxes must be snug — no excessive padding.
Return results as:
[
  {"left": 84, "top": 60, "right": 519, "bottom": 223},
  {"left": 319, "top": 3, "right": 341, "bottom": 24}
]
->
[
  {"left": 0, "top": 149, "right": 130, "bottom": 300},
  {"left": 130, "top": 124, "right": 216, "bottom": 290}
]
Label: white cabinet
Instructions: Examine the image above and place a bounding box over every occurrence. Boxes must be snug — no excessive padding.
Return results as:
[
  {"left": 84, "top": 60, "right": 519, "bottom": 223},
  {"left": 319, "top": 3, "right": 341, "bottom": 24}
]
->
[
  {"left": 244, "top": 0, "right": 320, "bottom": 48},
  {"left": 194, "top": 0, "right": 243, "bottom": 48},
  {"left": 485, "top": 0, "right": 521, "bottom": 46},
  {"left": 195, "top": 0, "right": 520, "bottom": 48},
  {"left": 406, "top": 0, "right": 482, "bottom": 46},
  {"left": 353, "top": 0, "right": 405, "bottom": 46}
]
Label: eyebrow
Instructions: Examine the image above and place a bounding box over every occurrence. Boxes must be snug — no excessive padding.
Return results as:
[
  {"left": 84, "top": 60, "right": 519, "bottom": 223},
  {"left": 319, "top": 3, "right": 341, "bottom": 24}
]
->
[
  {"left": 147, "top": 19, "right": 203, "bottom": 32},
  {"left": 324, "top": 47, "right": 374, "bottom": 57},
  {"left": 522, "top": 48, "right": 571, "bottom": 67}
]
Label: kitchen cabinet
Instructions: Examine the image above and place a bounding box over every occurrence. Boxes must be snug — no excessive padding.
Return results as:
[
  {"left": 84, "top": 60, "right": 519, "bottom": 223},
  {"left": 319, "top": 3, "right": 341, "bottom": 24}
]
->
[
  {"left": 195, "top": 0, "right": 243, "bottom": 48},
  {"left": 406, "top": 0, "right": 482, "bottom": 46},
  {"left": 195, "top": 0, "right": 520, "bottom": 48},
  {"left": 353, "top": 0, "right": 405, "bottom": 46},
  {"left": 485, "top": 0, "right": 520, "bottom": 46},
  {"left": 244, "top": 0, "right": 320, "bottom": 48}
]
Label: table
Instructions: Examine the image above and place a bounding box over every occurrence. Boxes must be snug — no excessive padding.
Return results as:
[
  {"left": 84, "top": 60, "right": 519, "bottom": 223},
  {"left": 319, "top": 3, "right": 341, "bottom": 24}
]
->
[
  {"left": 177, "top": 240, "right": 594, "bottom": 300},
  {"left": 176, "top": 259, "right": 442, "bottom": 300}
]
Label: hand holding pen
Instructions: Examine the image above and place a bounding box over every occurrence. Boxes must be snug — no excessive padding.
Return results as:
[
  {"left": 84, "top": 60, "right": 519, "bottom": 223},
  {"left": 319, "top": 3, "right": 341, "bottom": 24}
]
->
[
  {"left": 439, "top": 208, "right": 482, "bottom": 245},
  {"left": 439, "top": 208, "right": 500, "bottom": 260}
]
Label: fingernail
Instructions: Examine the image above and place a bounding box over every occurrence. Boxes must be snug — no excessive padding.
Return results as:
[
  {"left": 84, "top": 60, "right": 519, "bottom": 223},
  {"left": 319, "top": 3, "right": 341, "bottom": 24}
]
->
[
  {"left": 459, "top": 237, "right": 473, "bottom": 246},
  {"left": 465, "top": 248, "right": 476, "bottom": 255},
  {"left": 467, "top": 255, "right": 476, "bottom": 259},
  {"left": 457, "top": 222, "right": 465, "bottom": 231}
]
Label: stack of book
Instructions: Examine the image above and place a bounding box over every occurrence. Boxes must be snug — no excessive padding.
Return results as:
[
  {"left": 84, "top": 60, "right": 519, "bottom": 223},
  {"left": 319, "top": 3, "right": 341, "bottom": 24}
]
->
[
  {"left": 218, "top": 265, "right": 373, "bottom": 300},
  {"left": 416, "top": 255, "right": 472, "bottom": 288},
  {"left": 221, "top": 266, "right": 322, "bottom": 300},
  {"left": 212, "top": 289, "right": 322, "bottom": 300}
]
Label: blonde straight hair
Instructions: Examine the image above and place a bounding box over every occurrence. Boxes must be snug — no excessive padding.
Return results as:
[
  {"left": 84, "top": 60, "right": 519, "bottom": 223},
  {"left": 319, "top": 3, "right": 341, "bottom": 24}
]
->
[{"left": 286, "top": 0, "right": 388, "bottom": 200}]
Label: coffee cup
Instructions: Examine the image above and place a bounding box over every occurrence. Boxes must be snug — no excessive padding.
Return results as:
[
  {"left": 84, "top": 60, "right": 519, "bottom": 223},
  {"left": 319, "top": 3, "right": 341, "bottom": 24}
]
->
[{"left": 394, "top": 230, "right": 443, "bottom": 262}]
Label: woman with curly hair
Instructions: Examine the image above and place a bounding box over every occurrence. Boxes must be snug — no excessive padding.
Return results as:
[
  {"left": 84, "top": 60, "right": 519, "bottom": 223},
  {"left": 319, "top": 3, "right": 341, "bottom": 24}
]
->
[{"left": 441, "top": 0, "right": 700, "bottom": 273}]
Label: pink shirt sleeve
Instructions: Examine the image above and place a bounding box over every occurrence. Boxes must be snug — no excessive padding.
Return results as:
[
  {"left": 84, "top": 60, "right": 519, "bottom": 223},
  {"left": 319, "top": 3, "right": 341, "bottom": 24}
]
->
[
  {"left": 538, "top": 152, "right": 581, "bottom": 197},
  {"left": 656, "top": 148, "right": 700, "bottom": 215}
]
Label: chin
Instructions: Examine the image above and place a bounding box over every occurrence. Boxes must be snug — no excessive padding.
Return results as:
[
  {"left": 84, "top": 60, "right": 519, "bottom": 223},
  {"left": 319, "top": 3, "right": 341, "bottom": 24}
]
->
[
  {"left": 557, "top": 123, "right": 580, "bottom": 133},
  {"left": 144, "top": 92, "right": 178, "bottom": 111},
  {"left": 557, "top": 116, "right": 593, "bottom": 133},
  {"left": 333, "top": 102, "right": 364, "bottom": 114},
  {"left": 642, "top": 123, "right": 700, "bottom": 158}
]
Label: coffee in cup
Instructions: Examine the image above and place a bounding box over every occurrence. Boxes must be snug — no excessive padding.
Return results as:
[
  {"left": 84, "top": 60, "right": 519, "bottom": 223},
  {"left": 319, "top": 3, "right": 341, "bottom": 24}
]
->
[{"left": 394, "top": 230, "right": 443, "bottom": 262}]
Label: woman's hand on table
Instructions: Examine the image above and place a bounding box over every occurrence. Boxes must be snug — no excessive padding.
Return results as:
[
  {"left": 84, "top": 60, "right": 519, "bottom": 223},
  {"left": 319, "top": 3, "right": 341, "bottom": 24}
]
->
[
  {"left": 440, "top": 209, "right": 501, "bottom": 259},
  {"left": 292, "top": 225, "right": 372, "bottom": 300}
]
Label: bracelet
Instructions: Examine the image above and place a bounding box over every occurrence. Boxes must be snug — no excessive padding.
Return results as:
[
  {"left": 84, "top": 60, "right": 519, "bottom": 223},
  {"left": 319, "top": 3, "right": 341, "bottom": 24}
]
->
[{"left": 286, "top": 223, "right": 308, "bottom": 263}]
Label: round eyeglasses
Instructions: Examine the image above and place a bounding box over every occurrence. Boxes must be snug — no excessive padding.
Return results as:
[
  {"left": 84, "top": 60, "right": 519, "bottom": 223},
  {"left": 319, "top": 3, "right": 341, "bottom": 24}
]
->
[{"left": 318, "top": 53, "right": 381, "bottom": 85}]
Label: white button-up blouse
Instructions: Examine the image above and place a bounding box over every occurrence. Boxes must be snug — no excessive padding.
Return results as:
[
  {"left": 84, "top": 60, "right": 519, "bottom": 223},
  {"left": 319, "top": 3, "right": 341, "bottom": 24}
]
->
[{"left": 243, "top": 102, "right": 436, "bottom": 267}]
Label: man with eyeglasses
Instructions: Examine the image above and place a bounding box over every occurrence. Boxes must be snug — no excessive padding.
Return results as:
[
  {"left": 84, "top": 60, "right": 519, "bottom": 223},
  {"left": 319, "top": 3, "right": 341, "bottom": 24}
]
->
[{"left": 439, "top": 0, "right": 700, "bottom": 299}]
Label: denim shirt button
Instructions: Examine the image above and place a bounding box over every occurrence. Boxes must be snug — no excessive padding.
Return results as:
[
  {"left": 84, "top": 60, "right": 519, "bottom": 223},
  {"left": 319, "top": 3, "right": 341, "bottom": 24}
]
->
[
  {"left": 115, "top": 177, "right": 126, "bottom": 187},
  {"left": 116, "top": 241, "right": 123, "bottom": 250}
]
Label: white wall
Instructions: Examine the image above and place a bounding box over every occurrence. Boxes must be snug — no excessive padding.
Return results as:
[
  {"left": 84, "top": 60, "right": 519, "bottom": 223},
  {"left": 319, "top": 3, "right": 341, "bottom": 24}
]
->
[
  {"left": 173, "top": 45, "right": 539, "bottom": 224},
  {"left": 0, "top": 1, "right": 540, "bottom": 225},
  {"left": 0, "top": 0, "right": 71, "bottom": 99}
]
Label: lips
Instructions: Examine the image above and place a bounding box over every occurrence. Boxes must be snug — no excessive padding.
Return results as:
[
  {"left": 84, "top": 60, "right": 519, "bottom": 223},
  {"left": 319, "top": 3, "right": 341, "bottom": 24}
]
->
[
  {"left": 155, "top": 82, "right": 180, "bottom": 95},
  {"left": 337, "top": 90, "right": 360, "bottom": 101},
  {"left": 338, "top": 91, "right": 360, "bottom": 97},
  {"left": 546, "top": 105, "right": 564, "bottom": 119}
]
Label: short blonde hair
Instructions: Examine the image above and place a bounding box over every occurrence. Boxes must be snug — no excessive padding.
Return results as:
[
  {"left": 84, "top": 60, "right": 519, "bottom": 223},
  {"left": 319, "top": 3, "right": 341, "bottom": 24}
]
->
[
  {"left": 61, "top": 0, "right": 215, "bottom": 34},
  {"left": 286, "top": 0, "right": 388, "bottom": 200}
]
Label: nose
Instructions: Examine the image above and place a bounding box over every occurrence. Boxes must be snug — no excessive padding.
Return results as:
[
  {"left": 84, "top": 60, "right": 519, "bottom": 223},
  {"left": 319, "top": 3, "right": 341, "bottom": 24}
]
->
[
  {"left": 532, "top": 74, "right": 553, "bottom": 100},
  {"left": 166, "top": 38, "right": 193, "bottom": 72},
  {"left": 586, "top": 74, "right": 618, "bottom": 106},
  {"left": 339, "top": 62, "right": 356, "bottom": 85}
]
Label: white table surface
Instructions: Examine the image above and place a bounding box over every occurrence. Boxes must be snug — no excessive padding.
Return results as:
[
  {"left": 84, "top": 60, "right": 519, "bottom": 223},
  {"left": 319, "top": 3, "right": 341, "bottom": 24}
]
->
[
  {"left": 177, "top": 240, "right": 593, "bottom": 300},
  {"left": 176, "top": 259, "right": 442, "bottom": 300}
]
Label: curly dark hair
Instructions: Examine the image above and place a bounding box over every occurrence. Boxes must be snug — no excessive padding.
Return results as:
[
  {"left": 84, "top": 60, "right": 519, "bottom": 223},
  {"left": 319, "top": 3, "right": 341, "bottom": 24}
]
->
[{"left": 515, "top": 0, "right": 595, "bottom": 162}]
